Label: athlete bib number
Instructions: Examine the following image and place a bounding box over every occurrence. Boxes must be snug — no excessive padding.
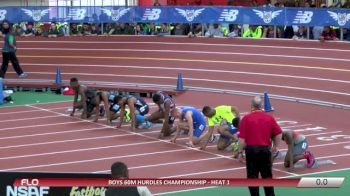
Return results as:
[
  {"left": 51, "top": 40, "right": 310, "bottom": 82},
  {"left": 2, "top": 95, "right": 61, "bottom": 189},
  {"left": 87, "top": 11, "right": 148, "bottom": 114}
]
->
[
  {"left": 139, "top": 105, "right": 147, "bottom": 113},
  {"left": 301, "top": 142, "right": 307, "bottom": 150}
]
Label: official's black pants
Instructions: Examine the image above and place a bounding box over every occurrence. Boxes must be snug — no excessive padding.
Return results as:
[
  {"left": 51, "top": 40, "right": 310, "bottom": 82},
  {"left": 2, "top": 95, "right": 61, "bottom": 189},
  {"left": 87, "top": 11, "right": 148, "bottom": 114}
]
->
[
  {"left": 245, "top": 146, "right": 275, "bottom": 196},
  {"left": 0, "top": 52, "right": 24, "bottom": 78}
]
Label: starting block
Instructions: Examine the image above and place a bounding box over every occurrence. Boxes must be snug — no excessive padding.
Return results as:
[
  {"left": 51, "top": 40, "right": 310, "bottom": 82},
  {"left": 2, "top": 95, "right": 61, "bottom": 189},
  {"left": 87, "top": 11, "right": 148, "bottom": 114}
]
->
[{"left": 294, "top": 159, "right": 336, "bottom": 169}]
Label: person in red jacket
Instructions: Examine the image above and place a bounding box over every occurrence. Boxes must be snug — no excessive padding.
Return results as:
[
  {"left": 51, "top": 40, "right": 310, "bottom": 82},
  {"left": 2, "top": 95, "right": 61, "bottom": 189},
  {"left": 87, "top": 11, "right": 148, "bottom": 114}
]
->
[
  {"left": 238, "top": 96, "right": 282, "bottom": 196},
  {"left": 320, "top": 26, "right": 338, "bottom": 42}
]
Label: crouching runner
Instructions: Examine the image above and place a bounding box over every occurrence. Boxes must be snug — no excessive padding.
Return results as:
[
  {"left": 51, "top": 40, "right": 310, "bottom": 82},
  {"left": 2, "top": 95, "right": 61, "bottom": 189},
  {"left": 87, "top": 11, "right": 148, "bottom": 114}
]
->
[{"left": 170, "top": 106, "right": 207, "bottom": 148}]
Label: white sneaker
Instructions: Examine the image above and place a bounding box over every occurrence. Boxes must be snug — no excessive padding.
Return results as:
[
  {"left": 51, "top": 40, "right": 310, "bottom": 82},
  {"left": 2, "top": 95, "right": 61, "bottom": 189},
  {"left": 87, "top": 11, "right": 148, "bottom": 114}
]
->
[{"left": 19, "top": 72, "right": 28, "bottom": 78}]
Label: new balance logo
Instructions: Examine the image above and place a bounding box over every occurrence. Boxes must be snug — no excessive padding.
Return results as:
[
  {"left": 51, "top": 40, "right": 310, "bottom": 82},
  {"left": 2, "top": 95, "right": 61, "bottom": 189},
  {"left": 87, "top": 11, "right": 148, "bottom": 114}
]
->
[
  {"left": 219, "top": 9, "right": 239, "bottom": 22},
  {"left": 293, "top": 11, "right": 313, "bottom": 24},
  {"left": 68, "top": 9, "right": 86, "bottom": 20},
  {"left": 0, "top": 10, "right": 7, "bottom": 21},
  {"left": 142, "top": 8, "right": 161, "bottom": 21}
]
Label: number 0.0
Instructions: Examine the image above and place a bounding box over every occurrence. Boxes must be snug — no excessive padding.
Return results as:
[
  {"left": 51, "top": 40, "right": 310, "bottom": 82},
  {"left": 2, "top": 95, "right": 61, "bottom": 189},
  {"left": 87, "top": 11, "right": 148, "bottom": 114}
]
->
[{"left": 316, "top": 179, "right": 328, "bottom": 186}]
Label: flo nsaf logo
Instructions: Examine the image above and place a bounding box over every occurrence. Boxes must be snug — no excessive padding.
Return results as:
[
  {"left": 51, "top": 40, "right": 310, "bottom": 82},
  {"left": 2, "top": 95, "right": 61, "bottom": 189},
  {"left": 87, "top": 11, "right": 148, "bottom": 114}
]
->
[
  {"left": 293, "top": 11, "right": 313, "bottom": 24},
  {"left": 22, "top": 8, "right": 50, "bottom": 21},
  {"left": 328, "top": 11, "right": 350, "bottom": 26},
  {"left": 253, "top": 9, "right": 282, "bottom": 24},
  {"left": 0, "top": 10, "right": 7, "bottom": 21},
  {"left": 101, "top": 8, "right": 130, "bottom": 21},
  {"left": 6, "top": 186, "right": 49, "bottom": 196},
  {"left": 142, "top": 8, "right": 161, "bottom": 21},
  {"left": 175, "top": 8, "right": 205, "bottom": 22}
]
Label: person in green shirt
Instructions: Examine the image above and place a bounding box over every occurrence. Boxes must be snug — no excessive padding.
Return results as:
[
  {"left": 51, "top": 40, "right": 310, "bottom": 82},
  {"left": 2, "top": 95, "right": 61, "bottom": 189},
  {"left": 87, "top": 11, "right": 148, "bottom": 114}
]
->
[
  {"left": 243, "top": 25, "right": 263, "bottom": 38},
  {"left": 201, "top": 105, "right": 240, "bottom": 150},
  {"left": 0, "top": 20, "right": 27, "bottom": 78}
]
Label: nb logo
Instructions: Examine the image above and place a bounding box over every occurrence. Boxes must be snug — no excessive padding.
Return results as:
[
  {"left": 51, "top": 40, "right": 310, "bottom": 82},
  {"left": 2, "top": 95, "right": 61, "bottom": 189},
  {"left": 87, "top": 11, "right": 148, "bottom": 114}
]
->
[
  {"left": 142, "top": 8, "right": 161, "bottom": 21},
  {"left": 293, "top": 11, "right": 313, "bottom": 24},
  {"left": 0, "top": 10, "right": 6, "bottom": 21},
  {"left": 219, "top": 9, "right": 239, "bottom": 22},
  {"left": 68, "top": 9, "right": 86, "bottom": 20}
]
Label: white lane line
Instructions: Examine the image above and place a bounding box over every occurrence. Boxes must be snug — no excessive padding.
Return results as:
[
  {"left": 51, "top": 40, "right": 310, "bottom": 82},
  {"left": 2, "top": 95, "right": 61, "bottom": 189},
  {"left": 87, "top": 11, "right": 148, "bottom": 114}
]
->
[
  {"left": 159, "top": 153, "right": 350, "bottom": 178},
  {"left": 0, "top": 149, "right": 190, "bottom": 172},
  {"left": 0, "top": 109, "right": 45, "bottom": 115},
  {"left": 22, "top": 63, "right": 350, "bottom": 84},
  {"left": 16, "top": 40, "right": 350, "bottom": 52},
  {"left": 93, "top": 157, "right": 224, "bottom": 173},
  {"left": 0, "top": 127, "right": 108, "bottom": 140},
  {"left": 20, "top": 48, "right": 350, "bottom": 62},
  {"left": 0, "top": 115, "right": 63, "bottom": 123},
  {"left": 0, "top": 121, "right": 84, "bottom": 132},
  {"left": 0, "top": 132, "right": 140, "bottom": 149},
  {"left": 18, "top": 72, "right": 350, "bottom": 96},
  {"left": 0, "top": 141, "right": 161, "bottom": 160}
]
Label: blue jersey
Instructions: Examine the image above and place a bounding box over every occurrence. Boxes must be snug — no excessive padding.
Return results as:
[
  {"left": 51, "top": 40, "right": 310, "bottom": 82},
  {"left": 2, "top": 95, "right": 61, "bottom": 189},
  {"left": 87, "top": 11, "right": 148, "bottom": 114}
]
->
[{"left": 180, "top": 106, "right": 205, "bottom": 125}]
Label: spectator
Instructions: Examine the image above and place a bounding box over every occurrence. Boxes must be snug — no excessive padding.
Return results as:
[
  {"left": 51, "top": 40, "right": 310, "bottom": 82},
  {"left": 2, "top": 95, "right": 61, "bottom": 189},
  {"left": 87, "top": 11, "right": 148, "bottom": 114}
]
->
[
  {"left": 90, "top": 24, "right": 101, "bottom": 36},
  {"left": 312, "top": 26, "right": 324, "bottom": 40},
  {"left": 81, "top": 23, "right": 91, "bottom": 36},
  {"left": 104, "top": 23, "right": 114, "bottom": 35},
  {"left": 103, "top": 162, "right": 152, "bottom": 196},
  {"left": 228, "top": 24, "right": 241, "bottom": 38},
  {"left": 342, "top": 28, "right": 350, "bottom": 41},
  {"left": 243, "top": 25, "right": 263, "bottom": 38},
  {"left": 331, "top": 0, "right": 342, "bottom": 7},
  {"left": 320, "top": 26, "right": 338, "bottom": 41},
  {"left": 172, "top": 23, "right": 185, "bottom": 35},
  {"left": 205, "top": 24, "right": 224, "bottom": 37},
  {"left": 145, "top": 23, "right": 157, "bottom": 35},
  {"left": 0, "top": 21, "right": 27, "bottom": 78},
  {"left": 111, "top": 23, "right": 133, "bottom": 35},
  {"left": 14, "top": 26, "right": 24, "bottom": 36},
  {"left": 23, "top": 22, "right": 34, "bottom": 37},
  {"left": 263, "top": 26, "right": 281, "bottom": 38},
  {"left": 117, "top": 23, "right": 133, "bottom": 35},
  {"left": 227, "top": 0, "right": 234, "bottom": 5},
  {"left": 238, "top": 96, "right": 282, "bottom": 196},
  {"left": 133, "top": 24, "right": 146, "bottom": 35},
  {"left": 47, "top": 23, "right": 62, "bottom": 37},
  {"left": 153, "top": 0, "right": 161, "bottom": 6},
  {"left": 250, "top": 0, "right": 259, "bottom": 7},
  {"left": 70, "top": 23, "right": 81, "bottom": 36},
  {"left": 34, "top": 26, "right": 44, "bottom": 37},
  {"left": 188, "top": 23, "right": 203, "bottom": 37},
  {"left": 263, "top": 0, "right": 274, "bottom": 7},
  {"left": 157, "top": 23, "right": 170, "bottom": 36},
  {"left": 293, "top": 26, "right": 307, "bottom": 39},
  {"left": 343, "top": 0, "right": 350, "bottom": 8}
]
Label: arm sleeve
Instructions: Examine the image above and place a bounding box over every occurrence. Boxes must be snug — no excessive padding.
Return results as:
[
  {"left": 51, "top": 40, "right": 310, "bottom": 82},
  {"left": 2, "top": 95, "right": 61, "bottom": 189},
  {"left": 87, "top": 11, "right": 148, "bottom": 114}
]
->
[
  {"left": 137, "top": 186, "right": 153, "bottom": 196},
  {"left": 9, "top": 35, "right": 14, "bottom": 44},
  {"left": 271, "top": 117, "right": 282, "bottom": 137},
  {"left": 238, "top": 116, "right": 247, "bottom": 139}
]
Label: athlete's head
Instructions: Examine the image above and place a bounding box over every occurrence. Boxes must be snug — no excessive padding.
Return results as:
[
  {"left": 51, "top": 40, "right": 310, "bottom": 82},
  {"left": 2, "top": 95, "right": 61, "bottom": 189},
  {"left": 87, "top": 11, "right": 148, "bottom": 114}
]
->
[
  {"left": 171, "top": 107, "right": 182, "bottom": 119},
  {"left": 114, "top": 95, "right": 124, "bottom": 105},
  {"left": 69, "top": 77, "right": 79, "bottom": 90},
  {"left": 152, "top": 93, "right": 163, "bottom": 105},
  {"left": 110, "top": 162, "right": 129, "bottom": 178},
  {"left": 251, "top": 96, "right": 263, "bottom": 111},
  {"left": 202, "top": 106, "right": 215, "bottom": 117}
]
